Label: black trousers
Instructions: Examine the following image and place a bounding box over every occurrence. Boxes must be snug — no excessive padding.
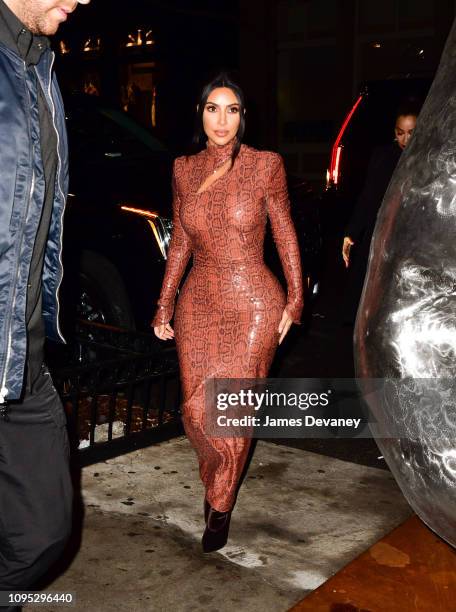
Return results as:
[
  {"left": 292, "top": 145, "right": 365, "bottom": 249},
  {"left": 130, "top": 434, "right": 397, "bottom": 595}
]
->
[{"left": 0, "top": 364, "right": 73, "bottom": 604}]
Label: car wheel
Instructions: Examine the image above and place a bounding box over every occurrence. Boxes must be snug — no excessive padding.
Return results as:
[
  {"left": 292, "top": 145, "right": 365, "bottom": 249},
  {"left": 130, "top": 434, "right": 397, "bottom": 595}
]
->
[{"left": 77, "top": 250, "right": 135, "bottom": 329}]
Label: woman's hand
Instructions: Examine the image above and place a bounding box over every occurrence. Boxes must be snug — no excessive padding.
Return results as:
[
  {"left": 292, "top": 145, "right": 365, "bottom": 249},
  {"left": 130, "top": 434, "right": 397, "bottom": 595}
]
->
[
  {"left": 153, "top": 322, "right": 174, "bottom": 340},
  {"left": 278, "top": 308, "right": 293, "bottom": 345},
  {"left": 342, "top": 236, "right": 355, "bottom": 268}
]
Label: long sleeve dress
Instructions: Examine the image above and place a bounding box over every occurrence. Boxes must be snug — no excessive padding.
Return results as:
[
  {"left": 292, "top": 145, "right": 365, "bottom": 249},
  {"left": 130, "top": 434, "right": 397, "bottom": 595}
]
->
[{"left": 151, "top": 138, "right": 303, "bottom": 512}]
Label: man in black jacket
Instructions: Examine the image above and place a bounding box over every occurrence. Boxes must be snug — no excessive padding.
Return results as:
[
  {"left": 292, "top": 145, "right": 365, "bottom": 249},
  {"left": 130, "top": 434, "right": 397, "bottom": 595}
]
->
[{"left": 0, "top": 1, "right": 90, "bottom": 608}]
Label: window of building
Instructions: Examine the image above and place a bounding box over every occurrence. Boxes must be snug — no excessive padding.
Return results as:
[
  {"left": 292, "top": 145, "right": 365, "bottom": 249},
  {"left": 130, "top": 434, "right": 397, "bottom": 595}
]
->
[
  {"left": 278, "top": 0, "right": 307, "bottom": 39},
  {"left": 398, "top": 0, "right": 433, "bottom": 29},
  {"left": 278, "top": 0, "right": 336, "bottom": 40},
  {"left": 308, "top": 0, "right": 337, "bottom": 38},
  {"left": 359, "top": 0, "right": 397, "bottom": 33}
]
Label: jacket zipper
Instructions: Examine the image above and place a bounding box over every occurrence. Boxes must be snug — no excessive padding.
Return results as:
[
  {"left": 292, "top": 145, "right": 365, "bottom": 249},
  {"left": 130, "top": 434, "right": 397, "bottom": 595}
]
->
[
  {"left": 0, "top": 61, "right": 36, "bottom": 408},
  {"left": 46, "top": 51, "right": 66, "bottom": 344},
  {"left": 2, "top": 169, "right": 36, "bottom": 392}
]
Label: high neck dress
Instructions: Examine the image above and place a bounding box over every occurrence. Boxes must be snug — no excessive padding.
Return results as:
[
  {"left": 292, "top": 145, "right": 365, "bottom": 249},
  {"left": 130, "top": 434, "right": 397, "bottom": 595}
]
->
[{"left": 151, "top": 138, "right": 303, "bottom": 512}]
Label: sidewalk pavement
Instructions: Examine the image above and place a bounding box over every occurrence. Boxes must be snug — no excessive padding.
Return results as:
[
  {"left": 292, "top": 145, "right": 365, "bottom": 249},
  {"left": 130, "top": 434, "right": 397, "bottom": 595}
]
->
[{"left": 26, "top": 437, "right": 412, "bottom": 612}]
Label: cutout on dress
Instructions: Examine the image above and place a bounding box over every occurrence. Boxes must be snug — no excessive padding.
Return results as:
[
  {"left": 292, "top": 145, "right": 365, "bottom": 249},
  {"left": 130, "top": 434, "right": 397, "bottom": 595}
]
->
[{"left": 196, "top": 160, "right": 232, "bottom": 195}]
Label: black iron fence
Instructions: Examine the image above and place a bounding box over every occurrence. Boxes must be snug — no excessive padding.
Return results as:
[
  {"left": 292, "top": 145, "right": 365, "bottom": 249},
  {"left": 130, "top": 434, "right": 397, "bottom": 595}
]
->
[{"left": 46, "top": 322, "right": 182, "bottom": 466}]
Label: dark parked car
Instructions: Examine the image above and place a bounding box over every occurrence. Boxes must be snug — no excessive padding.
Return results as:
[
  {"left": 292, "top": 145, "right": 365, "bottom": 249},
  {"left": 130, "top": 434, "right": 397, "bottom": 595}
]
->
[{"left": 60, "top": 94, "right": 174, "bottom": 335}]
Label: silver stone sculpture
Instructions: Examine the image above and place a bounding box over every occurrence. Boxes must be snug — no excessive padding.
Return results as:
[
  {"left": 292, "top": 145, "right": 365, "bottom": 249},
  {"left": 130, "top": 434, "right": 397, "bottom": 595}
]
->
[{"left": 354, "top": 19, "right": 456, "bottom": 548}]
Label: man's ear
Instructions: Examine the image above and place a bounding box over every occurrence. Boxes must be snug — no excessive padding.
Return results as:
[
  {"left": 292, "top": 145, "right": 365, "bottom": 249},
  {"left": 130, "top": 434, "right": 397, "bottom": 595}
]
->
[{"left": 196, "top": 104, "right": 199, "bottom": 112}]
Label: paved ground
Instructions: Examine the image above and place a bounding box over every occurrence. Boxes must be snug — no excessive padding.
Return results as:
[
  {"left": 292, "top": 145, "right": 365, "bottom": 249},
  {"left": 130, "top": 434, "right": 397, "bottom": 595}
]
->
[{"left": 27, "top": 437, "right": 412, "bottom": 612}]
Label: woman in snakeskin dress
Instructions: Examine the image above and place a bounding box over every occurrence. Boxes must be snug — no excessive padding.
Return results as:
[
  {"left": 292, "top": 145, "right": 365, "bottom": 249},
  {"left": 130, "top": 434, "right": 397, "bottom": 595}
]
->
[{"left": 152, "top": 73, "right": 303, "bottom": 552}]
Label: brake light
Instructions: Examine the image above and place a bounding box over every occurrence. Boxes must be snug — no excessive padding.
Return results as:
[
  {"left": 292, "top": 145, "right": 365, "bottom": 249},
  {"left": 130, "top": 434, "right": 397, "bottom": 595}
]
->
[{"left": 327, "top": 94, "right": 364, "bottom": 189}]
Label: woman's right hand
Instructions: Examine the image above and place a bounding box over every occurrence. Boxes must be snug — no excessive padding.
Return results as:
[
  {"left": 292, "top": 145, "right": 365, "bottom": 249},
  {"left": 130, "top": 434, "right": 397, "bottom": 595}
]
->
[
  {"left": 342, "top": 236, "right": 355, "bottom": 268},
  {"left": 153, "top": 322, "right": 175, "bottom": 340}
]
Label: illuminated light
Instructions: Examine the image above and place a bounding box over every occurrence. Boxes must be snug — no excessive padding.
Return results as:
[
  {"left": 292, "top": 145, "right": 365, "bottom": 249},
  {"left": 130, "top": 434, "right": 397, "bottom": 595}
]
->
[
  {"left": 372, "top": 42, "right": 382, "bottom": 49},
  {"left": 84, "top": 81, "right": 100, "bottom": 96},
  {"left": 59, "top": 40, "right": 70, "bottom": 55},
  {"left": 333, "top": 146, "right": 342, "bottom": 185},
  {"left": 147, "top": 220, "right": 165, "bottom": 256},
  {"left": 120, "top": 205, "right": 159, "bottom": 219},
  {"left": 326, "top": 94, "right": 364, "bottom": 189},
  {"left": 151, "top": 86, "right": 157, "bottom": 127},
  {"left": 83, "top": 37, "right": 101, "bottom": 52},
  {"left": 121, "top": 206, "right": 166, "bottom": 258},
  {"left": 125, "top": 29, "right": 155, "bottom": 48}
]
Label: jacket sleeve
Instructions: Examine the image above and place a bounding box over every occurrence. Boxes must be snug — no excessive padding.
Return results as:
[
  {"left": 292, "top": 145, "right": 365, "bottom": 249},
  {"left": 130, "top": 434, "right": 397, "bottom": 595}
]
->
[
  {"left": 151, "top": 158, "right": 192, "bottom": 326},
  {"left": 266, "top": 153, "right": 304, "bottom": 324}
]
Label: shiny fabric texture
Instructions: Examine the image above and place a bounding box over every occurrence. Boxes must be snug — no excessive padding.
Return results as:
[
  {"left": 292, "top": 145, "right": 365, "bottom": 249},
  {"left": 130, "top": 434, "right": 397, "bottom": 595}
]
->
[
  {"left": 0, "top": 42, "right": 68, "bottom": 401},
  {"left": 152, "top": 139, "right": 303, "bottom": 511},
  {"left": 354, "top": 19, "right": 456, "bottom": 547}
]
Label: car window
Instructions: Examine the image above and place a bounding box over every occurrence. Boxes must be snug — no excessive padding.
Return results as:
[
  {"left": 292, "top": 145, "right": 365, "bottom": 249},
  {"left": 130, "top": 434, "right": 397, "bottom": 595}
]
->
[
  {"left": 98, "top": 108, "right": 166, "bottom": 152},
  {"left": 67, "top": 104, "right": 166, "bottom": 163}
]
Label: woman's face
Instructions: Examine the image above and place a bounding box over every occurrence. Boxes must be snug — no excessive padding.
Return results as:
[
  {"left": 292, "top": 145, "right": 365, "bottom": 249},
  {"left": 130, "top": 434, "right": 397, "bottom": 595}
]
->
[
  {"left": 395, "top": 114, "right": 417, "bottom": 149},
  {"left": 202, "top": 87, "right": 241, "bottom": 147}
]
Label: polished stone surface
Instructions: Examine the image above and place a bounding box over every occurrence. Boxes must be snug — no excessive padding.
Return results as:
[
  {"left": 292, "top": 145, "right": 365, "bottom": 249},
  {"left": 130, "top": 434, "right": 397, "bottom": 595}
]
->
[
  {"left": 290, "top": 514, "right": 456, "bottom": 612},
  {"left": 354, "top": 20, "right": 456, "bottom": 547}
]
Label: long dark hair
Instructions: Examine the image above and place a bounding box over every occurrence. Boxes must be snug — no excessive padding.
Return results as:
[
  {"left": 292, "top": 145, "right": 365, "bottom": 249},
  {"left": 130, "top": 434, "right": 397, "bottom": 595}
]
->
[
  {"left": 192, "top": 71, "right": 246, "bottom": 168},
  {"left": 395, "top": 96, "right": 422, "bottom": 120}
]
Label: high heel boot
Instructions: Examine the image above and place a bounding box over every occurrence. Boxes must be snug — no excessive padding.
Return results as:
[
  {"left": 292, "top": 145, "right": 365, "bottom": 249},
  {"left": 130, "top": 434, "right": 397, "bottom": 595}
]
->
[{"left": 202, "top": 505, "right": 232, "bottom": 553}]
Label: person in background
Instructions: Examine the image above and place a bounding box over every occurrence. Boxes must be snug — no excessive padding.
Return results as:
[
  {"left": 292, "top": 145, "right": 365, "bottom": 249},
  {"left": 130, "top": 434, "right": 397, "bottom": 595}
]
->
[
  {"left": 0, "top": 1, "right": 91, "bottom": 608},
  {"left": 341, "top": 99, "right": 420, "bottom": 324}
]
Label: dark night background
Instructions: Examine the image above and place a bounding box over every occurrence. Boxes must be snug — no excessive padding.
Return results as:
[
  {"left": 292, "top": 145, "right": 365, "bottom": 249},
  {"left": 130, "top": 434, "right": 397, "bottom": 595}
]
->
[{"left": 55, "top": 0, "right": 455, "bottom": 184}]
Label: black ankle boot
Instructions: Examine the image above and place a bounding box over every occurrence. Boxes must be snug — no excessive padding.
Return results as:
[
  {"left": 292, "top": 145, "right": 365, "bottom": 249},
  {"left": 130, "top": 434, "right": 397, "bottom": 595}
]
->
[{"left": 202, "top": 507, "right": 232, "bottom": 553}]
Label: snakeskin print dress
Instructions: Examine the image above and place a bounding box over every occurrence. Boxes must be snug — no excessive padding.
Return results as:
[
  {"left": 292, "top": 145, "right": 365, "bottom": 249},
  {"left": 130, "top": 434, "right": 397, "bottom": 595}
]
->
[{"left": 151, "top": 138, "right": 303, "bottom": 512}]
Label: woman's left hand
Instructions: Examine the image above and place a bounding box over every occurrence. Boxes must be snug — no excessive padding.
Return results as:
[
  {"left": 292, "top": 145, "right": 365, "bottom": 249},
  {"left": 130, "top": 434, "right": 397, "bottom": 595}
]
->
[{"left": 278, "top": 308, "right": 293, "bottom": 345}]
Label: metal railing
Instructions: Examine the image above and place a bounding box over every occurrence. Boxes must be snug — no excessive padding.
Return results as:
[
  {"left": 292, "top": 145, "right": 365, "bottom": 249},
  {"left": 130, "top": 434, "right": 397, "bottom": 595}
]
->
[{"left": 47, "top": 322, "right": 182, "bottom": 466}]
